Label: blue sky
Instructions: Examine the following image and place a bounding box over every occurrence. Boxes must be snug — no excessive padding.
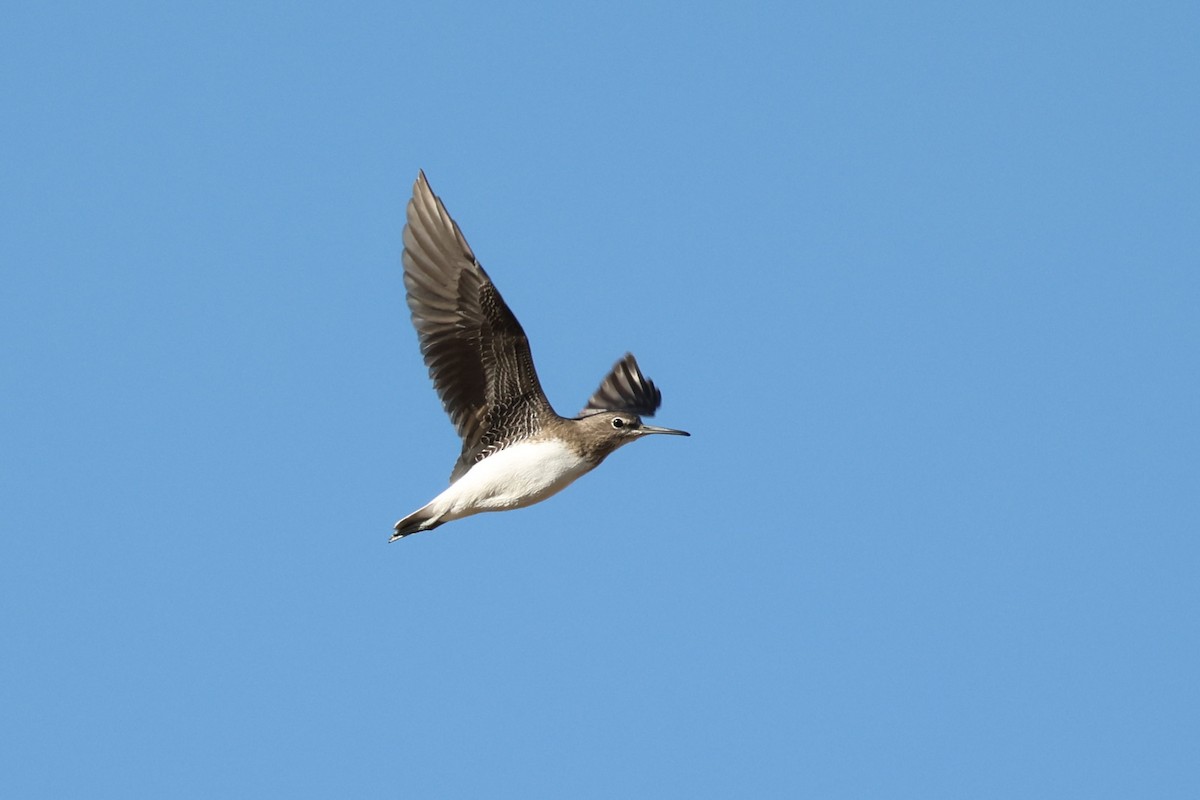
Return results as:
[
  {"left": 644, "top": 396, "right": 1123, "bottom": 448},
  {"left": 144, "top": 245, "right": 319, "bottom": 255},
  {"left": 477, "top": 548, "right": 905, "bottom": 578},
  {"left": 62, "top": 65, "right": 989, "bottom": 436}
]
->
[{"left": 3, "top": 1, "right": 1198, "bottom": 797}]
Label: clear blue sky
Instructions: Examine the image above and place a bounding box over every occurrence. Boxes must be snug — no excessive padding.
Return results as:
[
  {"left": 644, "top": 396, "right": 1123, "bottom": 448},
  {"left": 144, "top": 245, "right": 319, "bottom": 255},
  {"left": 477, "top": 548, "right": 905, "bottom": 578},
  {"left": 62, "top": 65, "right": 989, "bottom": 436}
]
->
[{"left": 3, "top": 2, "right": 1197, "bottom": 797}]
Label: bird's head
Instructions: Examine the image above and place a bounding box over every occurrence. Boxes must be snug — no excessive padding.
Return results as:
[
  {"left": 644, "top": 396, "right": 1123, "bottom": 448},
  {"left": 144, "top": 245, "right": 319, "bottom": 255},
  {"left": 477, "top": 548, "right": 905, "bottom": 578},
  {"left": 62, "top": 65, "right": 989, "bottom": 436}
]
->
[
  {"left": 570, "top": 353, "right": 689, "bottom": 462},
  {"left": 571, "top": 411, "right": 689, "bottom": 462}
]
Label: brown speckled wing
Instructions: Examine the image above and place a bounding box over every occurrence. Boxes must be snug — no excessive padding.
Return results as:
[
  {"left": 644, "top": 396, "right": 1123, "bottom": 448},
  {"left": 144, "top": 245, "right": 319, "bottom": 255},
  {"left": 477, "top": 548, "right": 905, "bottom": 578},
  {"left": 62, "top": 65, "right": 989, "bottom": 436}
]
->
[{"left": 402, "top": 172, "right": 552, "bottom": 481}]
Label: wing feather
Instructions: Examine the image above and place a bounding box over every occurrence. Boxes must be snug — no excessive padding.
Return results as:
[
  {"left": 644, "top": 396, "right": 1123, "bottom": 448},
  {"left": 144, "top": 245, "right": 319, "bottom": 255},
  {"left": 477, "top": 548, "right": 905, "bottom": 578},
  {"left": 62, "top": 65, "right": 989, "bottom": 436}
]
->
[
  {"left": 402, "top": 172, "right": 553, "bottom": 480},
  {"left": 579, "top": 353, "right": 664, "bottom": 418}
]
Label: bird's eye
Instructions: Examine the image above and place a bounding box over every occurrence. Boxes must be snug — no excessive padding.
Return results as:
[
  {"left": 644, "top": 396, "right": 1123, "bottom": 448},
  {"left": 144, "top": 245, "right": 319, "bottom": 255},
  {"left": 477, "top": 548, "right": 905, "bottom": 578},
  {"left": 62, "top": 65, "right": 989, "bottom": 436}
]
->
[{"left": 611, "top": 418, "right": 625, "bottom": 429}]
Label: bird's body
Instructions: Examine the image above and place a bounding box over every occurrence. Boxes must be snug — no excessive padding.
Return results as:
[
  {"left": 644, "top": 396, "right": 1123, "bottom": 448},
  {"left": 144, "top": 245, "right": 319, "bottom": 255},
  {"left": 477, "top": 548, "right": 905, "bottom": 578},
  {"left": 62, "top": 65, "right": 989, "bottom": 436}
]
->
[
  {"left": 392, "top": 172, "right": 688, "bottom": 541},
  {"left": 395, "top": 439, "right": 591, "bottom": 533}
]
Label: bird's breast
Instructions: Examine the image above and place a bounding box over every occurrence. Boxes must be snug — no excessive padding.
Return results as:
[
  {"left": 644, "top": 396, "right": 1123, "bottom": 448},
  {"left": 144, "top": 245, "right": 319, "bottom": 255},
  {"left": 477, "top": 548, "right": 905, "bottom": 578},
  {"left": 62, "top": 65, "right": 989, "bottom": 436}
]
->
[{"left": 444, "top": 439, "right": 595, "bottom": 513}]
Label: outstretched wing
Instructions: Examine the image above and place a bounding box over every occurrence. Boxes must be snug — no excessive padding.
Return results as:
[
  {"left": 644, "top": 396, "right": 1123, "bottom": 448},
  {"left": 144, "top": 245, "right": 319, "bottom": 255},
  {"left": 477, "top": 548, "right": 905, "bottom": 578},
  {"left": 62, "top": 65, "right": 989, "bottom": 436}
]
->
[
  {"left": 579, "top": 353, "right": 663, "bottom": 417},
  {"left": 402, "top": 171, "right": 552, "bottom": 478}
]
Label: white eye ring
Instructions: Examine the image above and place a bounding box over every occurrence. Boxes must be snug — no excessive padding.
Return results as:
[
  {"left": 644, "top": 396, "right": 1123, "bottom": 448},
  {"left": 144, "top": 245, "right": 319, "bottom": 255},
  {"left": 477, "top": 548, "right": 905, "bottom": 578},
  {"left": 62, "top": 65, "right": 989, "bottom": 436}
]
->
[{"left": 611, "top": 417, "right": 625, "bottom": 429}]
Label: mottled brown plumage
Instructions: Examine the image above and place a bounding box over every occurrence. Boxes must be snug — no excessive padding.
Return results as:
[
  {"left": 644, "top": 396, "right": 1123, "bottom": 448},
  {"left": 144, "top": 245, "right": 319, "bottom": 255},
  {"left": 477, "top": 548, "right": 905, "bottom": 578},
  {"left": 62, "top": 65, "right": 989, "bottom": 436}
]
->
[{"left": 403, "top": 171, "right": 552, "bottom": 481}]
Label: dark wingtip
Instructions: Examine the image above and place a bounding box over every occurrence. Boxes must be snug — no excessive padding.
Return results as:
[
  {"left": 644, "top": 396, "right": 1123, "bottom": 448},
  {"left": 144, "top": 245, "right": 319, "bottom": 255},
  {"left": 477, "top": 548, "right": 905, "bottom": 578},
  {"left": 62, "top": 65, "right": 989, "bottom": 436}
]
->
[{"left": 580, "top": 353, "right": 665, "bottom": 418}]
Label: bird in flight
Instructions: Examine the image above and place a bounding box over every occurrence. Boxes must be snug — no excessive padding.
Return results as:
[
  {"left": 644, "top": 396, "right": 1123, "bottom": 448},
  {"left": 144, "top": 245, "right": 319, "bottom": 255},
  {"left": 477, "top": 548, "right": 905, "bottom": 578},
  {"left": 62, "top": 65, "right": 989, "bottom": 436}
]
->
[{"left": 391, "top": 172, "right": 689, "bottom": 541}]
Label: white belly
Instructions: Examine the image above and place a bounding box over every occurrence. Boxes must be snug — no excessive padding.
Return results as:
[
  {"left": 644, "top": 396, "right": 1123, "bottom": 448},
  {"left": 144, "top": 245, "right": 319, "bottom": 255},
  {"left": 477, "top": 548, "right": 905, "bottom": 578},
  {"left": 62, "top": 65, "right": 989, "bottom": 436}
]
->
[{"left": 428, "top": 440, "right": 594, "bottom": 522}]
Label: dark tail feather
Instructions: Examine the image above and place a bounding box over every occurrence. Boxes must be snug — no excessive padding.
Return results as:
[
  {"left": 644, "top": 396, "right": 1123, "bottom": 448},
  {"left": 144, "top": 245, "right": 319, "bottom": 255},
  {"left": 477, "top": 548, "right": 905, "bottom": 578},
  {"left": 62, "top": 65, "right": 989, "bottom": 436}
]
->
[{"left": 390, "top": 507, "right": 441, "bottom": 542}]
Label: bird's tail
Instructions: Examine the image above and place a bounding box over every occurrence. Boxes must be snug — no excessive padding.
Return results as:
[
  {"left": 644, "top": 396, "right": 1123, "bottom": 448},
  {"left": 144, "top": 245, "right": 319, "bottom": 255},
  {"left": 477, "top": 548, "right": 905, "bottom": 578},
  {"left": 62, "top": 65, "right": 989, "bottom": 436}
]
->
[{"left": 390, "top": 506, "right": 441, "bottom": 542}]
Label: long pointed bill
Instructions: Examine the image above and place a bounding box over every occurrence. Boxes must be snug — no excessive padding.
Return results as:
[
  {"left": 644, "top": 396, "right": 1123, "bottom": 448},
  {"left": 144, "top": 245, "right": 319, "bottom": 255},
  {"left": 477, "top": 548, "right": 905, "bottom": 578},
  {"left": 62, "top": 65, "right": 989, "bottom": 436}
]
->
[{"left": 639, "top": 424, "right": 690, "bottom": 437}]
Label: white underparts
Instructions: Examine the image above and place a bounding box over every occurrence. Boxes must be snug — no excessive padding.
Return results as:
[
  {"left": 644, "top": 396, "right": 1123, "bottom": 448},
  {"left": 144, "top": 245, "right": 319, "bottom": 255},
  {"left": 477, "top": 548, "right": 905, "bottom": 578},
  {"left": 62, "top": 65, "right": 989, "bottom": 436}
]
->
[{"left": 415, "top": 440, "right": 595, "bottom": 527}]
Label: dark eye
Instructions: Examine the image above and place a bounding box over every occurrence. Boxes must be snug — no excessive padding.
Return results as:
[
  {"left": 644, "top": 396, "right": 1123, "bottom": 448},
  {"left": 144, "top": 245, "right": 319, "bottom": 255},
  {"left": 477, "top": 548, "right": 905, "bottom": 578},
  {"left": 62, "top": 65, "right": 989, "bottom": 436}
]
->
[{"left": 611, "top": 417, "right": 625, "bottom": 429}]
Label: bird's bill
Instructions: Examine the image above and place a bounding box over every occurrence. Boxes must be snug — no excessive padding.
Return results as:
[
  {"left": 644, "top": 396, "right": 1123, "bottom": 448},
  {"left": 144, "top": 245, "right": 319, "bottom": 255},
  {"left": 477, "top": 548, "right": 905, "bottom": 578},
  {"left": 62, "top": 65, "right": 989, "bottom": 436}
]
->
[{"left": 638, "top": 424, "right": 690, "bottom": 437}]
